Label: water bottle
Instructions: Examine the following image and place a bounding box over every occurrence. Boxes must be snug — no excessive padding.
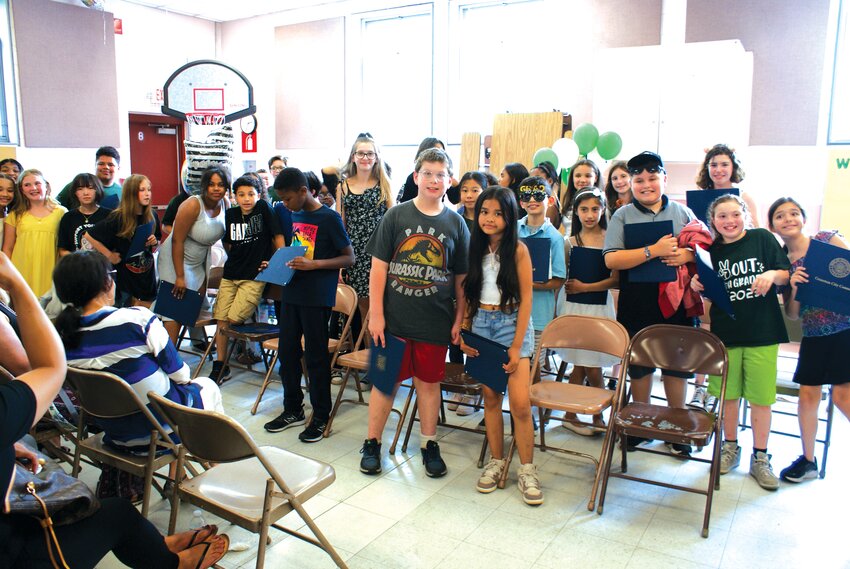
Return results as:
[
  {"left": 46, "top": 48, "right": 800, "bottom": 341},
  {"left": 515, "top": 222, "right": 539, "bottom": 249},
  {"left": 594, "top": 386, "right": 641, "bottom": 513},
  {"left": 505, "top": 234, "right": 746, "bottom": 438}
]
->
[
  {"left": 257, "top": 302, "right": 269, "bottom": 323},
  {"left": 268, "top": 301, "right": 277, "bottom": 325},
  {"left": 191, "top": 509, "right": 206, "bottom": 528}
]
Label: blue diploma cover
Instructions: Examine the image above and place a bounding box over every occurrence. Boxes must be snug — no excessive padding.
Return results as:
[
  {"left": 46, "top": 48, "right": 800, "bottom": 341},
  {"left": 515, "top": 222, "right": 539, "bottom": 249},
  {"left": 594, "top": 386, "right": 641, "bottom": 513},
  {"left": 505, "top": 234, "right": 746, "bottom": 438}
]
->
[
  {"left": 686, "top": 189, "right": 740, "bottom": 226},
  {"left": 368, "top": 334, "right": 407, "bottom": 395},
  {"left": 794, "top": 239, "right": 850, "bottom": 316},
  {"left": 521, "top": 238, "right": 551, "bottom": 283},
  {"left": 126, "top": 221, "right": 154, "bottom": 258},
  {"left": 694, "top": 246, "right": 735, "bottom": 318},
  {"left": 461, "top": 330, "right": 509, "bottom": 394},
  {"left": 567, "top": 247, "right": 609, "bottom": 305},
  {"left": 623, "top": 220, "right": 676, "bottom": 283},
  {"left": 256, "top": 246, "right": 309, "bottom": 286},
  {"left": 154, "top": 282, "right": 203, "bottom": 327}
]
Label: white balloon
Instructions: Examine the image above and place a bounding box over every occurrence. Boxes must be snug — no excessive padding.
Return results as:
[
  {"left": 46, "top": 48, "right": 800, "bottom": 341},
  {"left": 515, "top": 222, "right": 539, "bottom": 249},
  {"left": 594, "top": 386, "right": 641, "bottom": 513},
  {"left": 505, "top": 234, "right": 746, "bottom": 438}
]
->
[{"left": 552, "top": 138, "right": 580, "bottom": 170}]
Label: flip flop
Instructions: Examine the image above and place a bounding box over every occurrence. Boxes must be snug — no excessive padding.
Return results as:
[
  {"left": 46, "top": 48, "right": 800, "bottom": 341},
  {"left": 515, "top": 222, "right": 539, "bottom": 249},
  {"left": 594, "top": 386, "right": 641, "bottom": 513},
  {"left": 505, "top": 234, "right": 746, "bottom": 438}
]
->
[
  {"left": 187, "top": 524, "right": 219, "bottom": 549},
  {"left": 191, "top": 534, "right": 229, "bottom": 569}
]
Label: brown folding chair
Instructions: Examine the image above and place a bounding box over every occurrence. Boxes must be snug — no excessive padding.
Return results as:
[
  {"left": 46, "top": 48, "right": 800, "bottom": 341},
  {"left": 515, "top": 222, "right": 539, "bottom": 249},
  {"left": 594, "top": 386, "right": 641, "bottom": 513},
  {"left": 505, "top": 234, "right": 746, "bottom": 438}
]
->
[
  {"left": 596, "top": 324, "right": 729, "bottom": 538},
  {"left": 498, "top": 315, "right": 629, "bottom": 510},
  {"left": 194, "top": 283, "right": 282, "bottom": 381},
  {"left": 65, "top": 367, "right": 181, "bottom": 517},
  {"left": 148, "top": 392, "right": 347, "bottom": 569},
  {"left": 251, "top": 284, "right": 358, "bottom": 419}
]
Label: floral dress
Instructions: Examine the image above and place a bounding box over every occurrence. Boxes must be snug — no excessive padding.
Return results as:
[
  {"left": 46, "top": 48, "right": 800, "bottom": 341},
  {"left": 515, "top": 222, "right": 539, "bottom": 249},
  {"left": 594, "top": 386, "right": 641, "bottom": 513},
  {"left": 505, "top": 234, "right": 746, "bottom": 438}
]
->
[{"left": 341, "top": 182, "right": 387, "bottom": 297}]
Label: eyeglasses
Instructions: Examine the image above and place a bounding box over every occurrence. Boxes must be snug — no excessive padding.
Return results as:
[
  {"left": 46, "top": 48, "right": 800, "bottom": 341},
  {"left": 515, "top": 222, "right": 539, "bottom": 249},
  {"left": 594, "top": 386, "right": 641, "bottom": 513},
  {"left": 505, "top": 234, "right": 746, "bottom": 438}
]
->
[
  {"left": 519, "top": 189, "right": 547, "bottom": 202},
  {"left": 628, "top": 166, "right": 665, "bottom": 175},
  {"left": 270, "top": 166, "right": 284, "bottom": 173},
  {"left": 418, "top": 170, "right": 448, "bottom": 182},
  {"left": 355, "top": 151, "right": 376, "bottom": 160}
]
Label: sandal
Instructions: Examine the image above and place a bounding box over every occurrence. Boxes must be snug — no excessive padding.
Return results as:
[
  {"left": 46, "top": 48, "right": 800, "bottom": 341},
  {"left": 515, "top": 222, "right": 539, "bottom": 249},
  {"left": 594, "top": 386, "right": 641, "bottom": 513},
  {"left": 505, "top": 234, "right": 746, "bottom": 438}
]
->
[
  {"left": 187, "top": 525, "right": 219, "bottom": 549},
  {"left": 189, "top": 534, "right": 229, "bottom": 569}
]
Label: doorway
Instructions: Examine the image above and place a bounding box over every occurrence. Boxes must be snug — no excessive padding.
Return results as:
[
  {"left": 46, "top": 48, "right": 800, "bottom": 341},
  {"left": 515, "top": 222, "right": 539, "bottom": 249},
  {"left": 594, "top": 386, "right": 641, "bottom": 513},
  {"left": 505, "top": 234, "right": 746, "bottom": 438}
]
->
[{"left": 128, "top": 112, "right": 186, "bottom": 208}]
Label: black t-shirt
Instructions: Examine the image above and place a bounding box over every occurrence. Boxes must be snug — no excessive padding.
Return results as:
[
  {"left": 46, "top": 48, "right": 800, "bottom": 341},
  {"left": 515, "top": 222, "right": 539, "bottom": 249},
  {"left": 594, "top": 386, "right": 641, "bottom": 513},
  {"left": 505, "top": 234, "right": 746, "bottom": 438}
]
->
[
  {"left": 222, "top": 200, "right": 282, "bottom": 280},
  {"left": 57, "top": 207, "right": 111, "bottom": 253},
  {"left": 88, "top": 213, "right": 162, "bottom": 300},
  {"left": 283, "top": 205, "right": 351, "bottom": 307},
  {"left": 162, "top": 192, "right": 191, "bottom": 228},
  {"left": 1, "top": 381, "right": 37, "bottom": 566}
]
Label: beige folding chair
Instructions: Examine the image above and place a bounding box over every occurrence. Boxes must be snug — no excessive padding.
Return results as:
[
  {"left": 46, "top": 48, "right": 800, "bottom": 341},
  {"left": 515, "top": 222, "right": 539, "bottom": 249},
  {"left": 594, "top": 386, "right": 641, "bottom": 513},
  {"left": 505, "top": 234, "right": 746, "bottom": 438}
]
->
[
  {"left": 597, "top": 324, "right": 729, "bottom": 537},
  {"left": 498, "top": 315, "right": 629, "bottom": 510},
  {"left": 65, "top": 367, "right": 180, "bottom": 517},
  {"left": 148, "top": 392, "right": 347, "bottom": 569},
  {"left": 251, "top": 284, "right": 358, "bottom": 419}
]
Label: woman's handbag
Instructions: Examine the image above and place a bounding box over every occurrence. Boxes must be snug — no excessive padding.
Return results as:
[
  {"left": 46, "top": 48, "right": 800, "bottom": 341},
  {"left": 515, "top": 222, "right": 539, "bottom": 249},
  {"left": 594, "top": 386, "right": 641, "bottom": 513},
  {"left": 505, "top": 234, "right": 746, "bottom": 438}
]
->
[{"left": 5, "top": 445, "right": 100, "bottom": 568}]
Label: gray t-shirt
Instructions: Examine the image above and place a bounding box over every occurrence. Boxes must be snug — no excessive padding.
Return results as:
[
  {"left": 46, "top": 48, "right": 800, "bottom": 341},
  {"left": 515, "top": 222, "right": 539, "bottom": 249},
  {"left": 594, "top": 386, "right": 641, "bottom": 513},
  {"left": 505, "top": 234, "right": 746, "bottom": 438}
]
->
[{"left": 366, "top": 201, "right": 470, "bottom": 344}]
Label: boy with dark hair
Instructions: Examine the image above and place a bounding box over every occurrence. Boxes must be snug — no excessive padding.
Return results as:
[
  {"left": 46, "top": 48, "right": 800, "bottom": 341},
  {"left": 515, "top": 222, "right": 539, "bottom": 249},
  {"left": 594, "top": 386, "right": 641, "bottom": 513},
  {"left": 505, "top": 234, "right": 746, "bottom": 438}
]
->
[
  {"left": 209, "top": 175, "right": 285, "bottom": 382},
  {"left": 359, "top": 147, "right": 469, "bottom": 477},
  {"left": 263, "top": 168, "right": 354, "bottom": 443},
  {"left": 56, "top": 146, "right": 122, "bottom": 209}
]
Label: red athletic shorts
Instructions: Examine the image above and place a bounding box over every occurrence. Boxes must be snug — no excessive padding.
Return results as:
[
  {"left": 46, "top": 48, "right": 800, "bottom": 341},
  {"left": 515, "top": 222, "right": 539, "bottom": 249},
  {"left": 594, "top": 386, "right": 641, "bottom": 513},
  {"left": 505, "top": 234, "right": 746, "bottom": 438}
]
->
[{"left": 396, "top": 338, "right": 447, "bottom": 384}]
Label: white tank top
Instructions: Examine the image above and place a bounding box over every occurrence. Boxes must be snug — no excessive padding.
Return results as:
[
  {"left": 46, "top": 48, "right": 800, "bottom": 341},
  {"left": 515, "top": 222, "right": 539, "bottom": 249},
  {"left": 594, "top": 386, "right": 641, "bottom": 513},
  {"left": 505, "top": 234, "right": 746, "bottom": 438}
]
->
[{"left": 480, "top": 252, "right": 501, "bottom": 304}]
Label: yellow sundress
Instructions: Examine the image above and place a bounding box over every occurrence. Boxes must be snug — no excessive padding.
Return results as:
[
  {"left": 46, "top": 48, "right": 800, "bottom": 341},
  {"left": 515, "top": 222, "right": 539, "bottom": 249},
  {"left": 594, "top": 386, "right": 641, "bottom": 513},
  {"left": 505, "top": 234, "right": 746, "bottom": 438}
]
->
[{"left": 5, "top": 206, "right": 67, "bottom": 296}]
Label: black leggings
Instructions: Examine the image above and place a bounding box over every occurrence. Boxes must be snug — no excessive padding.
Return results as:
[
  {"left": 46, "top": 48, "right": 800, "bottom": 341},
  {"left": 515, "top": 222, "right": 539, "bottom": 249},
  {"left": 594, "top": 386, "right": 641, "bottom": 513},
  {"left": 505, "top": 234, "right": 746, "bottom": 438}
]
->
[{"left": 17, "top": 498, "right": 178, "bottom": 569}]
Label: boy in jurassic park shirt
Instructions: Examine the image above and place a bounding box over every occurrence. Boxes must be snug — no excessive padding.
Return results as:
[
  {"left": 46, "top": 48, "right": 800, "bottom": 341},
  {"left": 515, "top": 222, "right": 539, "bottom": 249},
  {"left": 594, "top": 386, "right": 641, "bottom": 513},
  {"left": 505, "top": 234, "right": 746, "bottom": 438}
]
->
[{"left": 357, "top": 147, "right": 470, "bottom": 478}]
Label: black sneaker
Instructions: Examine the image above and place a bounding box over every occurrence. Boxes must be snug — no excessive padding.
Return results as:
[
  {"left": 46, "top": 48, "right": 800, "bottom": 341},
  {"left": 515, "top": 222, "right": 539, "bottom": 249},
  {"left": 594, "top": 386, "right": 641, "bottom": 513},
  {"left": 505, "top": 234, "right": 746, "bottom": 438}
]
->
[
  {"left": 298, "top": 421, "right": 327, "bottom": 443},
  {"left": 192, "top": 340, "right": 216, "bottom": 353},
  {"left": 780, "top": 455, "right": 818, "bottom": 483},
  {"left": 210, "top": 361, "right": 230, "bottom": 384},
  {"left": 623, "top": 435, "right": 654, "bottom": 452},
  {"left": 421, "top": 440, "right": 447, "bottom": 478},
  {"left": 666, "top": 442, "right": 692, "bottom": 457},
  {"left": 263, "top": 410, "right": 306, "bottom": 433},
  {"left": 360, "top": 438, "right": 382, "bottom": 474}
]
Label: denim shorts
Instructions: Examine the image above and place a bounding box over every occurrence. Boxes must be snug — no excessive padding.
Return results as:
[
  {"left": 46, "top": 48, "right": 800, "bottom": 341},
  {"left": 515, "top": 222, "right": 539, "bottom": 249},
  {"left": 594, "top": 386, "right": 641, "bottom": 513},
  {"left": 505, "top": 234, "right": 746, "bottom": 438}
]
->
[{"left": 471, "top": 308, "right": 535, "bottom": 359}]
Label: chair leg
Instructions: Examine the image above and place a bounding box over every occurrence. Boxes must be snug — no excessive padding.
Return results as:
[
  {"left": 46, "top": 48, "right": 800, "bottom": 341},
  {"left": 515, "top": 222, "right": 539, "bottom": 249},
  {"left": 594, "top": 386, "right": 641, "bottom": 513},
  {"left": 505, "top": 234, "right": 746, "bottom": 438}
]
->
[
  {"left": 252, "top": 352, "right": 280, "bottom": 415},
  {"left": 596, "top": 429, "right": 619, "bottom": 515},
  {"left": 497, "top": 436, "right": 516, "bottom": 489},
  {"left": 477, "top": 435, "right": 489, "bottom": 469},
  {"left": 538, "top": 406, "right": 548, "bottom": 452},
  {"left": 389, "top": 386, "right": 415, "bottom": 454},
  {"left": 192, "top": 330, "right": 218, "bottom": 379},
  {"left": 256, "top": 479, "right": 274, "bottom": 569},
  {"left": 401, "top": 397, "right": 419, "bottom": 453},
  {"left": 175, "top": 325, "right": 188, "bottom": 351},
  {"left": 821, "top": 386, "right": 834, "bottom": 479},
  {"left": 588, "top": 420, "right": 614, "bottom": 512},
  {"left": 167, "top": 449, "right": 187, "bottom": 535},
  {"left": 325, "top": 369, "right": 352, "bottom": 436},
  {"left": 289, "top": 495, "right": 349, "bottom": 568}
]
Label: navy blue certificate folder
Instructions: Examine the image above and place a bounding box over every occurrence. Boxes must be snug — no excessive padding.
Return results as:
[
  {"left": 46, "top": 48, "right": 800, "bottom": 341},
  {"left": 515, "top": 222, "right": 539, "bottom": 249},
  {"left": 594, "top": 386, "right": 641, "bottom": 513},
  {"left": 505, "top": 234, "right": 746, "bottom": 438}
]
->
[
  {"left": 461, "top": 330, "right": 509, "bottom": 394},
  {"left": 623, "top": 220, "right": 676, "bottom": 283},
  {"left": 368, "top": 334, "right": 407, "bottom": 395},
  {"left": 694, "top": 246, "right": 735, "bottom": 318},
  {"left": 686, "top": 188, "right": 740, "bottom": 226},
  {"left": 567, "top": 247, "right": 609, "bottom": 305},
  {"left": 256, "top": 246, "right": 308, "bottom": 286},
  {"left": 794, "top": 239, "right": 850, "bottom": 316},
  {"left": 126, "top": 221, "right": 154, "bottom": 258},
  {"left": 521, "top": 238, "right": 551, "bottom": 283},
  {"left": 154, "top": 281, "right": 203, "bottom": 327}
]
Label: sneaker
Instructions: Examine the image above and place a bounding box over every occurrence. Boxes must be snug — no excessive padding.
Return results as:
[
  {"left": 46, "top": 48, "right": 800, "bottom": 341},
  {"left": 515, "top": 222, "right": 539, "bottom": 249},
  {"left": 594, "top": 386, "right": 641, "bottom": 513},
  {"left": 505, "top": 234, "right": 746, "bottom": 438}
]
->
[
  {"left": 666, "top": 442, "right": 692, "bottom": 457},
  {"left": 704, "top": 394, "right": 718, "bottom": 411},
  {"left": 562, "top": 419, "right": 596, "bottom": 436},
  {"left": 192, "top": 340, "right": 216, "bottom": 353},
  {"left": 421, "top": 440, "right": 447, "bottom": 478},
  {"left": 298, "top": 421, "right": 327, "bottom": 443},
  {"left": 455, "top": 395, "right": 478, "bottom": 417},
  {"left": 719, "top": 441, "right": 741, "bottom": 474},
  {"left": 210, "top": 361, "right": 231, "bottom": 384},
  {"left": 517, "top": 463, "right": 544, "bottom": 505},
  {"left": 623, "top": 435, "right": 654, "bottom": 452},
  {"left": 780, "top": 455, "right": 818, "bottom": 483},
  {"left": 749, "top": 451, "right": 780, "bottom": 491},
  {"left": 606, "top": 378, "right": 617, "bottom": 391},
  {"left": 476, "top": 458, "right": 505, "bottom": 493},
  {"left": 688, "top": 386, "right": 707, "bottom": 409},
  {"left": 236, "top": 349, "right": 263, "bottom": 365},
  {"left": 359, "top": 438, "right": 382, "bottom": 474},
  {"left": 446, "top": 391, "right": 463, "bottom": 411},
  {"left": 263, "top": 410, "right": 306, "bottom": 433},
  {"left": 331, "top": 370, "right": 345, "bottom": 386}
]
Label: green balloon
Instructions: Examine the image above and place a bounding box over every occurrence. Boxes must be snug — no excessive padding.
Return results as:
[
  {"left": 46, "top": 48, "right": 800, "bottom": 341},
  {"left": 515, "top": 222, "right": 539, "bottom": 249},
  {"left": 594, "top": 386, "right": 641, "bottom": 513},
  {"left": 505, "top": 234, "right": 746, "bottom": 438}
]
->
[
  {"left": 597, "top": 131, "right": 623, "bottom": 160},
  {"left": 533, "top": 148, "right": 559, "bottom": 170},
  {"left": 560, "top": 167, "right": 570, "bottom": 186},
  {"left": 573, "top": 123, "right": 599, "bottom": 156}
]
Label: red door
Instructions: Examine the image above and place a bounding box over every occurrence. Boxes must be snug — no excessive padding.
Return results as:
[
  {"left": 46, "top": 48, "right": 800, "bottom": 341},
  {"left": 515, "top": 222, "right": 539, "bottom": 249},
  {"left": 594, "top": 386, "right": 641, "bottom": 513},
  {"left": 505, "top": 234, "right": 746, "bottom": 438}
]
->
[{"left": 128, "top": 113, "right": 186, "bottom": 208}]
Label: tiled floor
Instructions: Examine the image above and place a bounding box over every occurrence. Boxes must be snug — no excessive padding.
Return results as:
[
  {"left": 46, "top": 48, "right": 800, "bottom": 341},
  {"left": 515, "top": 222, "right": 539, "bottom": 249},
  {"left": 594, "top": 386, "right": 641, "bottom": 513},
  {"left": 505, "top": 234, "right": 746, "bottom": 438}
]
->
[{"left": 96, "top": 352, "right": 850, "bottom": 569}]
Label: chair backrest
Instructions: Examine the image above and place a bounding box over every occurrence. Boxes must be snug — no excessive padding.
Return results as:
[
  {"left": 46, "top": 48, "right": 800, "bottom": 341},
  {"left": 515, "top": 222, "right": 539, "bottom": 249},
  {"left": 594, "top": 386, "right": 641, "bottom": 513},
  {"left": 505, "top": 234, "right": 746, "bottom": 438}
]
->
[
  {"left": 626, "top": 324, "right": 727, "bottom": 377},
  {"left": 537, "top": 315, "right": 630, "bottom": 359},
  {"left": 330, "top": 284, "right": 358, "bottom": 360},
  {"left": 147, "top": 391, "right": 259, "bottom": 463},
  {"left": 65, "top": 367, "right": 174, "bottom": 441}
]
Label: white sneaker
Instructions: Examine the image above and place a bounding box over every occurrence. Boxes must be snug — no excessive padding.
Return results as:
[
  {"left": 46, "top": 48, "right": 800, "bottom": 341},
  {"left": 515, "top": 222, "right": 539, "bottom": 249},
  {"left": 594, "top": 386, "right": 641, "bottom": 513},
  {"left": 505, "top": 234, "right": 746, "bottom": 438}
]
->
[
  {"left": 517, "top": 463, "right": 543, "bottom": 505},
  {"left": 455, "top": 395, "right": 478, "bottom": 417},
  {"left": 446, "top": 391, "right": 463, "bottom": 411},
  {"left": 719, "top": 441, "right": 741, "bottom": 474},
  {"left": 561, "top": 419, "right": 596, "bottom": 436},
  {"left": 476, "top": 458, "right": 505, "bottom": 493},
  {"left": 749, "top": 451, "right": 780, "bottom": 491},
  {"left": 688, "top": 386, "right": 707, "bottom": 409}
]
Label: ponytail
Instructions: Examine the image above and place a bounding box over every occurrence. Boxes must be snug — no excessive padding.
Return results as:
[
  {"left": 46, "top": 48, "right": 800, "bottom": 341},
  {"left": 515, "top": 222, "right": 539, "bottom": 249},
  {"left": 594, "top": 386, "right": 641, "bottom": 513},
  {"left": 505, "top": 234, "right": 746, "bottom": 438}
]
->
[{"left": 54, "top": 305, "right": 84, "bottom": 349}]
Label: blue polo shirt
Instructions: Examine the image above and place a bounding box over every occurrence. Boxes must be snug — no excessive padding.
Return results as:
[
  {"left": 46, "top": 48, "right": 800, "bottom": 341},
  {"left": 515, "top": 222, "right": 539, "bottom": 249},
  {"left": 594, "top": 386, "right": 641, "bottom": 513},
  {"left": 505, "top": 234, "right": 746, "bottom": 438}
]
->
[{"left": 518, "top": 217, "right": 567, "bottom": 331}]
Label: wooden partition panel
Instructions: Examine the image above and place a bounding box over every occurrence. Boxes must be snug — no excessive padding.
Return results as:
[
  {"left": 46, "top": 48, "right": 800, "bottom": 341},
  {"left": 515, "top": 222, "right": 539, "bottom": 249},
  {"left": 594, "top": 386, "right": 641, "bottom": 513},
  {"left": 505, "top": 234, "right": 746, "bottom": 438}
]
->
[
  {"left": 458, "top": 132, "right": 481, "bottom": 175},
  {"left": 489, "top": 112, "right": 564, "bottom": 175}
]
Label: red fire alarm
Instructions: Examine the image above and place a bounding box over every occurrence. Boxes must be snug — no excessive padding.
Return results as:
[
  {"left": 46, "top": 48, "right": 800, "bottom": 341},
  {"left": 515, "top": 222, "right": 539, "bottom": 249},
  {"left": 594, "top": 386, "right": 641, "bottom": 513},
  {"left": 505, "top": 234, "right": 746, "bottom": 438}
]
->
[{"left": 114, "top": 18, "right": 123, "bottom": 35}]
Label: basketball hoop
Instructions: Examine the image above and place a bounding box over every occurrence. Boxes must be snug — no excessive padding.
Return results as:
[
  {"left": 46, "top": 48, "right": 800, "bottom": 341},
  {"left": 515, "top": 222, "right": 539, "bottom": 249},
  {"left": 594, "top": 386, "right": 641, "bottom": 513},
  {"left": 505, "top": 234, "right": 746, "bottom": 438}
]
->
[{"left": 186, "top": 112, "right": 225, "bottom": 126}]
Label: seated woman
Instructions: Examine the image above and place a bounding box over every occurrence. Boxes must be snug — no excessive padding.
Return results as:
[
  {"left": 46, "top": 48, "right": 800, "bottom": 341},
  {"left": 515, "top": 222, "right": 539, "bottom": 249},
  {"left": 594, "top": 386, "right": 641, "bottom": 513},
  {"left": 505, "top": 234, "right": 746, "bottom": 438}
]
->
[
  {"left": 52, "top": 251, "right": 224, "bottom": 455},
  {"left": 1, "top": 251, "right": 228, "bottom": 569}
]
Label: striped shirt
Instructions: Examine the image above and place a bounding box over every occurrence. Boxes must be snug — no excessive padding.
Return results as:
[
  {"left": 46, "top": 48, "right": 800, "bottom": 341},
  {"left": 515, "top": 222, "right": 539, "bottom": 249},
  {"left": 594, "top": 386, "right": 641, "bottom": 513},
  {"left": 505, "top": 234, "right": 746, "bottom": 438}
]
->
[{"left": 66, "top": 306, "right": 201, "bottom": 452}]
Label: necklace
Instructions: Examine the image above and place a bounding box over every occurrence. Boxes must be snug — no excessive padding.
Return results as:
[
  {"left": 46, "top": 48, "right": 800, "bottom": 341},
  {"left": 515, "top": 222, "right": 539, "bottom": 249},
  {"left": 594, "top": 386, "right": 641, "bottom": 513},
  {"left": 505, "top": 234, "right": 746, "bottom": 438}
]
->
[{"left": 79, "top": 205, "right": 99, "bottom": 224}]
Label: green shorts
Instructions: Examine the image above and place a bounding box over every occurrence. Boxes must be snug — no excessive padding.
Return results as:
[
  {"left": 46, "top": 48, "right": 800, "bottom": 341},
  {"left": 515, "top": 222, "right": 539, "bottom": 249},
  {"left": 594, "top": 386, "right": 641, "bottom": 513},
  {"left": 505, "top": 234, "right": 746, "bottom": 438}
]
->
[{"left": 708, "top": 344, "right": 778, "bottom": 406}]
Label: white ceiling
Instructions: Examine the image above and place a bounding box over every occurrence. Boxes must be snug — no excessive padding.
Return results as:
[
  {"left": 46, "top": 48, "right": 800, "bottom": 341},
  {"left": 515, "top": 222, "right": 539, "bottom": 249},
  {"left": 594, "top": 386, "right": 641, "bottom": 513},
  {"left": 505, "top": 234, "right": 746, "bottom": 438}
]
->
[{"left": 118, "top": 0, "right": 338, "bottom": 22}]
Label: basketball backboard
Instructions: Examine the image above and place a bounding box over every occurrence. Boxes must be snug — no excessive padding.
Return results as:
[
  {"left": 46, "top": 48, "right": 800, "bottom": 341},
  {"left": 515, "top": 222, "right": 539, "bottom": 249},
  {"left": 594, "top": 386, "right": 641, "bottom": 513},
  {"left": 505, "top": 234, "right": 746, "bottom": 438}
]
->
[{"left": 162, "top": 59, "right": 255, "bottom": 124}]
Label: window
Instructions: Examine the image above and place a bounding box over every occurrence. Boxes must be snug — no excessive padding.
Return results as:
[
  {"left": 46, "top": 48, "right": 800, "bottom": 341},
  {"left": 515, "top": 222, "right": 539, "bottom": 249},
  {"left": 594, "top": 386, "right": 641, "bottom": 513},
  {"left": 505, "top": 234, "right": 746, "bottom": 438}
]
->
[
  {"left": 0, "top": 0, "right": 17, "bottom": 144},
  {"left": 829, "top": 0, "right": 850, "bottom": 144}
]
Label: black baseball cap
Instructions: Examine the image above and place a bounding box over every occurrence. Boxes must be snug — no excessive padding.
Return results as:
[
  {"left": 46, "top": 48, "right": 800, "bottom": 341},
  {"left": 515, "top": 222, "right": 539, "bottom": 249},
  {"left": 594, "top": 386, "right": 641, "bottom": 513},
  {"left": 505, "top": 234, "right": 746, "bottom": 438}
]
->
[{"left": 627, "top": 151, "right": 665, "bottom": 174}]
